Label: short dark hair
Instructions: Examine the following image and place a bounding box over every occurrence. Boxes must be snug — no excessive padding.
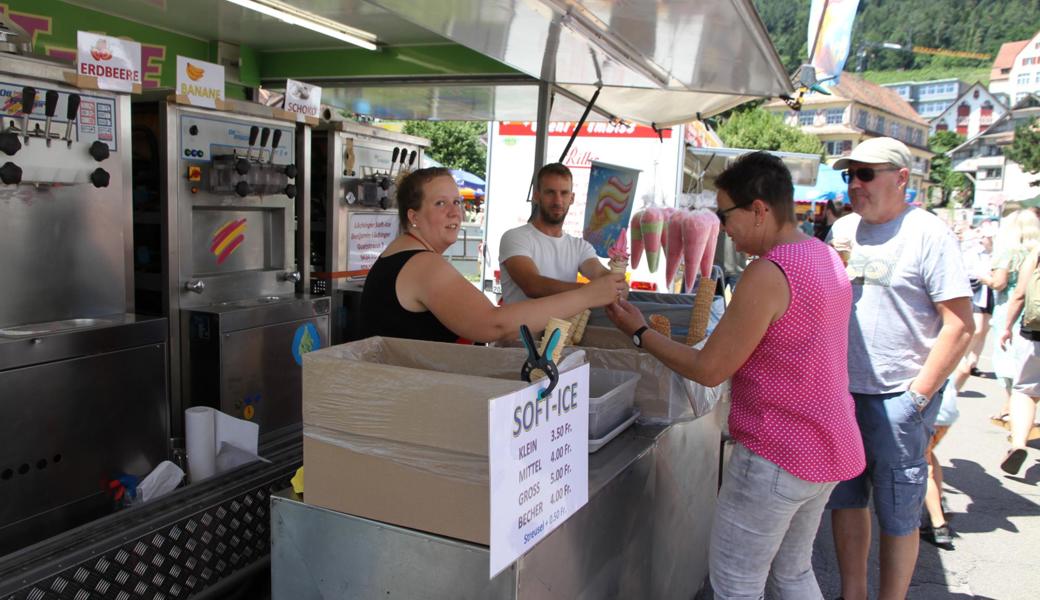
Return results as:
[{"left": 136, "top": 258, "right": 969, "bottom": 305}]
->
[
  {"left": 396, "top": 167, "right": 453, "bottom": 231},
  {"left": 535, "top": 163, "right": 572, "bottom": 192},
  {"left": 714, "top": 152, "right": 794, "bottom": 225}
]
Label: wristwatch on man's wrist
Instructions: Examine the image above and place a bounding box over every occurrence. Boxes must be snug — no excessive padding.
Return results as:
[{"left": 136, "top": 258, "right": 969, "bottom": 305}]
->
[
  {"left": 632, "top": 325, "right": 649, "bottom": 348},
  {"left": 908, "top": 389, "right": 929, "bottom": 411}
]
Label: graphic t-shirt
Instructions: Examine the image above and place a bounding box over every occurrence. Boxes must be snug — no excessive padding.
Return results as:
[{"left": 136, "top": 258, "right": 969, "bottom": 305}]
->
[{"left": 829, "top": 208, "right": 971, "bottom": 394}]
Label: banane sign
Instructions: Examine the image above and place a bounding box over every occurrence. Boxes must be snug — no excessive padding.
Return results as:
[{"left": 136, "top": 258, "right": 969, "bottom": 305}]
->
[{"left": 176, "top": 55, "right": 224, "bottom": 109}]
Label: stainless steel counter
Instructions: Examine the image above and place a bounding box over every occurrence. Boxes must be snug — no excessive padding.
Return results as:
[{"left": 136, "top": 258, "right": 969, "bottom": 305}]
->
[{"left": 272, "top": 413, "right": 722, "bottom": 599}]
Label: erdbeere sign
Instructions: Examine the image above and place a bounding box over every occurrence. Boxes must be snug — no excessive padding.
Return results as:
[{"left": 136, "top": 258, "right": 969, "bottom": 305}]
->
[{"left": 76, "top": 32, "right": 142, "bottom": 93}]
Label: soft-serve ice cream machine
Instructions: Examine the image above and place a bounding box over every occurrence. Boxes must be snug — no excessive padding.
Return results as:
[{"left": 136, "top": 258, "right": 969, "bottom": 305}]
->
[{"left": 133, "top": 99, "right": 328, "bottom": 439}]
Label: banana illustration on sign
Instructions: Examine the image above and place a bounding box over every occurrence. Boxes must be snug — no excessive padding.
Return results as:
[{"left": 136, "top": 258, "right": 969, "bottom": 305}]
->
[{"left": 186, "top": 62, "right": 205, "bottom": 81}]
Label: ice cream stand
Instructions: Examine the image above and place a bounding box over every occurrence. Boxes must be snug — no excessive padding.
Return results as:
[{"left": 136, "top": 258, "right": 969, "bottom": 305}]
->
[{"left": 0, "top": 1, "right": 793, "bottom": 599}]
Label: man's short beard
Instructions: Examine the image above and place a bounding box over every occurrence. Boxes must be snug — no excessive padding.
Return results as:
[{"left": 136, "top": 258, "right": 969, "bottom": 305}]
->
[{"left": 540, "top": 211, "right": 567, "bottom": 225}]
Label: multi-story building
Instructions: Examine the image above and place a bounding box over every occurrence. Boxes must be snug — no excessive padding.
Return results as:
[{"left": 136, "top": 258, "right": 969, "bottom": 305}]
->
[
  {"left": 930, "top": 82, "right": 1008, "bottom": 138},
  {"left": 764, "top": 72, "right": 933, "bottom": 199},
  {"left": 882, "top": 78, "right": 969, "bottom": 120},
  {"left": 948, "top": 94, "right": 1040, "bottom": 210},
  {"left": 989, "top": 32, "right": 1040, "bottom": 106}
]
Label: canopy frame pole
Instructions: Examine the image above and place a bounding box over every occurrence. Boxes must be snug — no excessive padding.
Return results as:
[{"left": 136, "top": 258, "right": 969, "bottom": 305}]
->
[{"left": 556, "top": 86, "right": 600, "bottom": 163}]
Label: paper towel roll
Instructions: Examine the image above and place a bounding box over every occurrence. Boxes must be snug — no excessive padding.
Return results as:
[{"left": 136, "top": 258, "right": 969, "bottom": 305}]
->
[{"left": 186, "top": 406, "right": 216, "bottom": 482}]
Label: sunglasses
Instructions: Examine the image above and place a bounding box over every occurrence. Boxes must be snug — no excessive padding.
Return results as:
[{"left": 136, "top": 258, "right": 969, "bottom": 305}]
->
[
  {"left": 841, "top": 166, "right": 901, "bottom": 184},
  {"left": 716, "top": 203, "right": 750, "bottom": 226}
]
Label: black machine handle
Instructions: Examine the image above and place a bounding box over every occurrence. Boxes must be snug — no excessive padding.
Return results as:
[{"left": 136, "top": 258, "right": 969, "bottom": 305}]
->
[
  {"left": 20, "top": 87, "right": 36, "bottom": 115},
  {"left": 44, "top": 91, "right": 59, "bottom": 118},
  {"left": 271, "top": 129, "right": 282, "bottom": 149},
  {"left": 259, "top": 127, "right": 270, "bottom": 147},
  {"left": 66, "top": 94, "right": 81, "bottom": 121},
  {"left": 248, "top": 125, "right": 259, "bottom": 146}
]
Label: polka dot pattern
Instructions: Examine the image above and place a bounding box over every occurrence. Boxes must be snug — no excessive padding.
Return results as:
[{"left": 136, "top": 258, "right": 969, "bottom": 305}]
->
[{"left": 729, "top": 239, "right": 866, "bottom": 483}]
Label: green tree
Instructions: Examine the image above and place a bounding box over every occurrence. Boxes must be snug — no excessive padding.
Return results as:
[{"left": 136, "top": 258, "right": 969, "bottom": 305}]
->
[
  {"left": 1004, "top": 117, "right": 1040, "bottom": 187},
  {"left": 402, "top": 121, "right": 487, "bottom": 179},
  {"left": 716, "top": 108, "right": 825, "bottom": 156},
  {"left": 928, "top": 130, "right": 970, "bottom": 206}
]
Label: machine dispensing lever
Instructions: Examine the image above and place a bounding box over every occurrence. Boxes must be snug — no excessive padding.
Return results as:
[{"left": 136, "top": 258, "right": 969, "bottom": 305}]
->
[
  {"left": 184, "top": 280, "right": 205, "bottom": 294},
  {"left": 43, "top": 91, "right": 58, "bottom": 146},
  {"left": 20, "top": 87, "right": 36, "bottom": 143},
  {"left": 279, "top": 271, "right": 301, "bottom": 284},
  {"left": 64, "top": 94, "right": 81, "bottom": 144}
]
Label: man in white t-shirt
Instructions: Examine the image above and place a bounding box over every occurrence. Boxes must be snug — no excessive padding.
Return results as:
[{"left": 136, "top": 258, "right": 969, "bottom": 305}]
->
[{"left": 499, "top": 163, "right": 611, "bottom": 304}]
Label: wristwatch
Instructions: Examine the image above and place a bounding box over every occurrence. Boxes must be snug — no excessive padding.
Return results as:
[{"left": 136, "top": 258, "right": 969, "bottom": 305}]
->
[
  {"left": 908, "top": 389, "right": 929, "bottom": 411},
  {"left": 632, "top": 325, "right": 649, "bottom": 348}
]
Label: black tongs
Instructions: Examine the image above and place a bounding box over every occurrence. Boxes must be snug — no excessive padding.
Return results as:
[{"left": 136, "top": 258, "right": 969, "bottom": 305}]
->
[{"left": 520, "top": 324, "right": 561, "bottom": 397}]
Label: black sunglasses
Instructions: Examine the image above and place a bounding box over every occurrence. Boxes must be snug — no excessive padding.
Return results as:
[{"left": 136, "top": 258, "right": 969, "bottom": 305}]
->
[
  {"left": 716, "top": 203, "right": 750, "bottom": 226},
  {"left": 841, "top": 166, "right": 901, "bottom": 184}
]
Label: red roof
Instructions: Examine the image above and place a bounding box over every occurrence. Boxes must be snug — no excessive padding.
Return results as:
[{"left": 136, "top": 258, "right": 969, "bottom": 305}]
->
[{"left": 991, "top": 40, "right": 1030, "bottom": 81}]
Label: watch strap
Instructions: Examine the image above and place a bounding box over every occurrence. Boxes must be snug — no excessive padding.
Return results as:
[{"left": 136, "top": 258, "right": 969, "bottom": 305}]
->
[{"left": 633, "top": 325, "right": 649, "bottom": 347}]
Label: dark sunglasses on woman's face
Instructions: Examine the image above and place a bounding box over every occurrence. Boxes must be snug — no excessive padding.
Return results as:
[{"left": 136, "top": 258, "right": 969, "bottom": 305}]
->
[
  {"left": 841, "top": 166, "right": 901, "bottom": 184},
  {"left": 716, "top": 203, "right": 748, "bottom": 226}
]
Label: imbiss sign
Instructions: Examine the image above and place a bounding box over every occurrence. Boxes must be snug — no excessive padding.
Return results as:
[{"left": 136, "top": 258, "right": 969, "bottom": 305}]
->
[
  {"left": 283, "top": 79, "right": 321, "bottom": 118},
  {"left": 76, "top": 32, "right": 142, "bottom": 93}
]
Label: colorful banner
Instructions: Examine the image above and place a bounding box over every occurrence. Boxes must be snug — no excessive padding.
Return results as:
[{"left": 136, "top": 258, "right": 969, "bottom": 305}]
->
[
  {"left": 582, "top": 161, "right": 640, "bottom": 258},
  {"left": 807, "top": 0, "right": 861, "bottom": 85}
]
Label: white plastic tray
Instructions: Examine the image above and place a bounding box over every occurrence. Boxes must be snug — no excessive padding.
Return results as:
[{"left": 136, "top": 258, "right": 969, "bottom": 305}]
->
[{"left": 588, "top": 410, "right": 640, "bottom": 454}]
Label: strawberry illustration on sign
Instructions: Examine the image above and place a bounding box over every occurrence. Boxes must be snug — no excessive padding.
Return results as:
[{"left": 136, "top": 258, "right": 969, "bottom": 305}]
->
[{"left": 90, "top": 38, "right": 112, "bottom": 62}]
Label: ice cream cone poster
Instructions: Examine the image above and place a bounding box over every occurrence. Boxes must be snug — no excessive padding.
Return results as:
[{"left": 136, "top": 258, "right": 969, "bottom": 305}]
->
[
  {"left": 176, "top": 56, "right": 224, "bottom": 109},
  {"left": 583, "top": 161, "right": 640, "bottom": 258}
]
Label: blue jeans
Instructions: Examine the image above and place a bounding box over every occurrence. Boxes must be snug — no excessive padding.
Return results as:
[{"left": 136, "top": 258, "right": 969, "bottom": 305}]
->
[
  {"left": 826, "top": 388, "right": 942, "bottom": 536},
  {"left": 710, "top": 443, "right": 837, "bottom": 600}
]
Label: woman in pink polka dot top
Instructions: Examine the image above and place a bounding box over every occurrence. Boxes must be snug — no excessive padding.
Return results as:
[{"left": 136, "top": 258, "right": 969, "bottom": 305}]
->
[{"left": 607, "top": 152, "right": 864, "bottom": 600}]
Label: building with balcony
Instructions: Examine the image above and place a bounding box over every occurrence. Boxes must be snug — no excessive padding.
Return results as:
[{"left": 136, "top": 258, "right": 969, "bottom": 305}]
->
[
  {"left": 930, "top": 82, "right": 1008, "bottom": 138},
  {"left": 764, "top": 72, "right": 933, "bottom": 199},
  {"left": 882, "top": 78, "right": 969, "bottom": 120},
  {"left": 948, "top": 94, "right": 1040, "bottom": 210},
  {"left": 989, "top": 32, "right": 1040, "bottom": 106}
]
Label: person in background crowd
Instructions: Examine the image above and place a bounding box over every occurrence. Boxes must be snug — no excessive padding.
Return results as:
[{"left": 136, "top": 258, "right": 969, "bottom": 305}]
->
[
  {"left": 799, "top": 211, "right": 816, "bottom": 236},
  {"left": 826, "top": 138, "right": 974, "bottom": 600},
  {"left": 498, "top": 163, "right": 615, "bottom": 304},
  {"left": 953, "top": 225, "right": 994, "bottom": 384},
  {"left": 986, "top": 209, "right": 1040, "bottom": 423},
  {"left": 998, "top": 245, "right": 1040, "bottom": 475},
  {"left": 814, "top": 199, "right": 842, "bottom": 241},
  {"left": 360, "top": 167, "right": 626, "bottom": 344},
  {"left": 607, "top": 152, "right": 864, "bottom": 600}
]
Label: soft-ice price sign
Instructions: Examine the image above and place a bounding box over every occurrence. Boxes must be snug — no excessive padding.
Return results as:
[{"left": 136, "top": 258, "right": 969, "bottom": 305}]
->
[
  {"left": 77, "top": 32, "right": 142, "bottom": 92},
  {"left": 488, "top": 363, "right": 589, "bottom": 577},
  {"left": 176, "top": 56, "right": 225, "bottom": 109},
  {"left": 284, "top": 79, "right": 322, "bottom": 117},
  {"left": 347, "top": 212, "right": 398, "bottom": 272}
]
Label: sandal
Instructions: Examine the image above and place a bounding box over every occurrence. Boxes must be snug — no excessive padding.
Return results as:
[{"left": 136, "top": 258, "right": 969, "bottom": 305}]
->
[
  {"left": 990, "top": 413, "right": 1010, "bottom": 426},
  {"left": 1001, "top": 447, "right": 1028, "bottom": 475}
]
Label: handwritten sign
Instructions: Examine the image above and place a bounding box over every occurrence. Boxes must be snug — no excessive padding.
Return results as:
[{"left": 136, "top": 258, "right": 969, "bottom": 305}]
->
[
  {"left": 77, "top": 32, "right": 142, "bottom": 92},
  {"left": 488, "top": 363, "right": 589, "bottom": 577},
  {"left": 347, "top": 212, "right": 398, "bottom": 272},
  {"left": 176, "top": 56, "right": 224, "bottom": 109},
  {"left": 284, "top": 79, "right": 321, "bottom": 117}
]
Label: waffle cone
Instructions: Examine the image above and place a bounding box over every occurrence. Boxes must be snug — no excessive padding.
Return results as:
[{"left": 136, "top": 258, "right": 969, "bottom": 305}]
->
[
  {"left": 566, "top": 309, "right": 591, "bottom": 344},
  {"left": 540, "top": 317, "right": 571, "bottom": 364},
  {"left": 686, "top": 277, "right": 716, "bottom": 345},
  {"left": 648, "top": 314, "right": 671, "bottom": 339},
  {"left": 610, "top": 259, "right": 628, "bottom": 275}
]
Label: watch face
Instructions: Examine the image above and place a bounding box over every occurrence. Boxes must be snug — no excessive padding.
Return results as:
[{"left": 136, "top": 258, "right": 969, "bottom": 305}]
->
[{"left": 632, "top": 334, "right": 641, "bottom": 347}]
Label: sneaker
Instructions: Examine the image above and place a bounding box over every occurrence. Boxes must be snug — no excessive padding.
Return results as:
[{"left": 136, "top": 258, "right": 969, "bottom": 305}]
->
[{"left": 1001, "top": 448, "right": 1028, "bottom": 475}]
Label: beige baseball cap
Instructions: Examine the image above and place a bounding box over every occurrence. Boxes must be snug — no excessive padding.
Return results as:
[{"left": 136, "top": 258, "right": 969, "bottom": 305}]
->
[{"left": 832, "top": 137, "right": 912, "bottom": 171}]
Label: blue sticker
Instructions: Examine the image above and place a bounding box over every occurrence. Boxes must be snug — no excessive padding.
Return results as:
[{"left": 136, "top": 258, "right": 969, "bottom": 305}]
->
[{"left": 291, "top": 322, "right": 321, "bottom": 366}]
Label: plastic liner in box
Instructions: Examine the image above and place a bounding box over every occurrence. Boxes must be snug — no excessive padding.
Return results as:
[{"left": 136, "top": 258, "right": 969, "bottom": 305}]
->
[
  {"left": 588, "top": 369, "right": 640, "bottom": 439},
  {"left": 303, "top": 336, "right": 588, "bottom": 485}
]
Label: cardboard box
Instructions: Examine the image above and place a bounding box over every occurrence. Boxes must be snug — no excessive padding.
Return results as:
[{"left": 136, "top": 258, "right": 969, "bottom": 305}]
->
[{"left": 303, "top": 336, "right": 578, "bottom": 545}]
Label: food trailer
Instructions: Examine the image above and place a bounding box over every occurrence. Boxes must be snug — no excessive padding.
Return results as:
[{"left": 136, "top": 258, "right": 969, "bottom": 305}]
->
[{"left": 0, "top": 1, "right": 792, "bottom": 598}]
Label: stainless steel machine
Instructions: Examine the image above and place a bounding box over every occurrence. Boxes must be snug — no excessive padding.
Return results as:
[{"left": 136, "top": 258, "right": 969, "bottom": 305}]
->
[
  {"left": 310, "top": 119, "right": 427, "bottom": 343},
  {"left": 133, "top": 98, "right": 329, "bottom": 439},
  {"left": 0, "top": 52, "right": 169, "bottom": 555}
]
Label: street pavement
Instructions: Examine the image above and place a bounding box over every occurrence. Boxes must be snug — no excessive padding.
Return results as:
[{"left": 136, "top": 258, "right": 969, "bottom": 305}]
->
[{"left": 812, "top": 353, "right": 1040, "bottom": 599}]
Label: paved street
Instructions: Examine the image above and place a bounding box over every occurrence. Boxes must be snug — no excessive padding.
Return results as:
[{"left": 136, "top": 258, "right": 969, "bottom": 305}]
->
[{"left": 812, "top": 353, "right": 1040, "bottom": 599}]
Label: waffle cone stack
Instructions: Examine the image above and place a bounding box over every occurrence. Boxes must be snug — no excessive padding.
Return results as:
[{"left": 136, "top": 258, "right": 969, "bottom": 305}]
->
[
  {"left": 648, "top": 314, "right": 672, "bottom": 339},
  {"left": 686, "top": 276, "right": 717, "bottom": 345},
  {"left": 566, "top": 310, "right": 591, "bottom": 344},
  {"left": 531, "top": 317, "right": 572, "bottom": 381}
]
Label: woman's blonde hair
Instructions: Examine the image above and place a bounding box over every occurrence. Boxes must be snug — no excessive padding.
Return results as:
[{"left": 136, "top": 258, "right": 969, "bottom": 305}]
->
[{"left": 994, "top": 209, "right": 1040, "bottom": 257}]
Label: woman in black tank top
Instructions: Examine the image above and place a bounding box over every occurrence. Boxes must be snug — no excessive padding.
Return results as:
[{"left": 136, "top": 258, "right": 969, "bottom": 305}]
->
[{"left": 358, "top": 168, "right": 625, "bottom": 344}]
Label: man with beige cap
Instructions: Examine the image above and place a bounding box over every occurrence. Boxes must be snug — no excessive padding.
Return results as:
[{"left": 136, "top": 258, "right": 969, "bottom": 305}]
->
[{"left": 825, "top": 137, "right": 974, "bottom": 600}]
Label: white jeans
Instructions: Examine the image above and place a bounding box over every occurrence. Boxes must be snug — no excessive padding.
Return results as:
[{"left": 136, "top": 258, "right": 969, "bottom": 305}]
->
[{"left": 709, "top": 443, "right": 837, "bottom": 600}]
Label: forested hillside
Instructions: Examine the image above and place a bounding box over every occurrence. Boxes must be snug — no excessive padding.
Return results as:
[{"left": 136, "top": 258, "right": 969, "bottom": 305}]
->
[{"left": 755, "top": 0, "right": 1040, "bottom": 73}]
